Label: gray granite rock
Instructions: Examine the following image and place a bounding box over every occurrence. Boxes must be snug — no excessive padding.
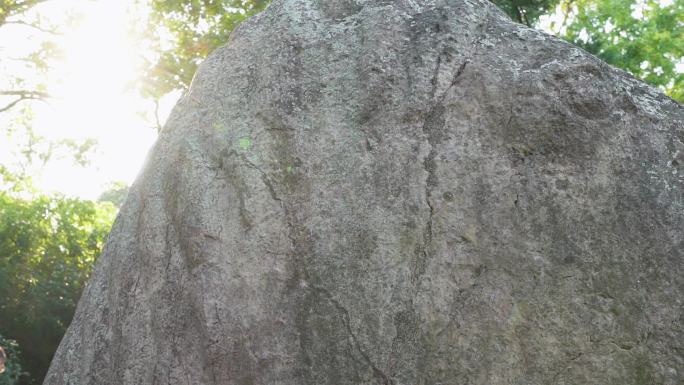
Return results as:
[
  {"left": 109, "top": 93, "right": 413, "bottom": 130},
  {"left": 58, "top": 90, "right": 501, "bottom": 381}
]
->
[{"left": 44, "top": 0, "right": 683, "bottom": 384}]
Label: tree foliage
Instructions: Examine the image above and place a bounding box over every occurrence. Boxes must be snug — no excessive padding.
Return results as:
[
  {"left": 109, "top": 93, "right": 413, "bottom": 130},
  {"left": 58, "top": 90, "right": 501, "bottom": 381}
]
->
[
  {"left": 98, "top": 181, "right": 129, "bottom": 208},
  {"left": 561, "top": 0, "right": 683, "bottom": 102},
  {"left": 0, "top": 192, "right": 116, "bottom": 384},
  {"left": 0, "top": 1, "right": 48, "bottom": 25},
  {"left": 140, "top": 0, "right": 269, "bottom": 99},
  {"left": 0, "top": 5, "right": 110, "bottom": 381}
]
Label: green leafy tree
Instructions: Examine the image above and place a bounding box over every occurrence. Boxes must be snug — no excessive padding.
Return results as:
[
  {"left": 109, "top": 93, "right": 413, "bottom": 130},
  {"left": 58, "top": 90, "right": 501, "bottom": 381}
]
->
[
  {"left": 0, "top": 121, "right": 109, "bottom": 385},
  {"left": 141, "top": 0, "right": 269, "bottom": 100},
  {"left": 559, "top": 0, "right": 683, "bottom": 102},
  {"left": 0, "top": 1, "right": 50, "bottom": 25},
  {"left": 98, "top": 181, "right": 129, "bottom": 208},
  {"left": 0, "top": 5, "right": 109, "bottom": 377},
  {"left": 0, "top": 192, "right": 116, "bottom": 385}
]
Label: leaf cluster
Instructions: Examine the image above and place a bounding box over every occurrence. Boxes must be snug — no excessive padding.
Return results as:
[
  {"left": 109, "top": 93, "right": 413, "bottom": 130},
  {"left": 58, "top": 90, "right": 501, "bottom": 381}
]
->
[
  {"left": 0, "top": 1, "right": 49, "bottom": 26},
  {"left": 141, "top": 0, "right": 269, "bottom": 99},
  {"left": 563, "top": 0, "right": 683, "bottom": 102},
  {"left": 0, "top": 192, "right": 116, "bottom": 384},
  {"left": 97, "top": 181, "right": 130, "bottom": 208}
]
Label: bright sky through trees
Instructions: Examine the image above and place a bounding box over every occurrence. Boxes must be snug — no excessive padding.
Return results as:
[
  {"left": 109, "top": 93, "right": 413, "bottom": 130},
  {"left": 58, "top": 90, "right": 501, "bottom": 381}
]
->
[
  {"left": 0, "top": 0, "right": 169, "bottom": 199},
  {"left": 35, "top": 1, "right": 155, "bottom": 199}
]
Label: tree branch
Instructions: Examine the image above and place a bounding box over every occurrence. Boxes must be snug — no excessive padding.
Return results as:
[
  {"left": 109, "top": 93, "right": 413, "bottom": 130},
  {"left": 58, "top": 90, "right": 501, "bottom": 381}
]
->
[
  {"left": 4, "top": 20, "right": 61, "bottom": 35},
  {"left": 0, "top": 90, "right": 50, "bottom": 113},
  {"left": 0, "top": 90, "right": 50, "bottom": 98},
  {"left": 0, "top": 98, "right": 27, "bottom": 113}
]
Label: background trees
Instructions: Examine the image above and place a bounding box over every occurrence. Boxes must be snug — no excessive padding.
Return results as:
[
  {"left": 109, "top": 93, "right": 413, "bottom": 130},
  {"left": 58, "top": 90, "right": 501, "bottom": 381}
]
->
[
  {"left": 140, "top": 0, "right": 269, "bottom": 101},
  {"left": 0, "top": 192, "right": 116, "bottom": 384},
  {"left": 562, "top": 0, "right": 683, "bottom": 101}
]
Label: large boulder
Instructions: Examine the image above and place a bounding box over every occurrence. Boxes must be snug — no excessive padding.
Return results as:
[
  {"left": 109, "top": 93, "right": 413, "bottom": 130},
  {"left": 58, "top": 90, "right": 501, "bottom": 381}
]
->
[{"left": 45, "top": 0, "right": 683, "bottom": 384}]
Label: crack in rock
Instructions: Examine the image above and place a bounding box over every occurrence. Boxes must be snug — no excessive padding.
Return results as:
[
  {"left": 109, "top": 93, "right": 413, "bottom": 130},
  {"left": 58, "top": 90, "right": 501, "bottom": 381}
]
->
[
  {"left": 415, "top": 57, "right": 467, "bottom": 284},
  {"left": 312, "top": 286, "right": 395, "bottom": 385}
]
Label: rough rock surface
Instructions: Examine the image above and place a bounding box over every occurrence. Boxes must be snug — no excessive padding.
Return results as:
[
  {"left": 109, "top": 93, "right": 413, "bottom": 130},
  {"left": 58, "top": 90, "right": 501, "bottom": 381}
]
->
[{"left": 45, "top": 0, "right": 683, "bottom": 384}]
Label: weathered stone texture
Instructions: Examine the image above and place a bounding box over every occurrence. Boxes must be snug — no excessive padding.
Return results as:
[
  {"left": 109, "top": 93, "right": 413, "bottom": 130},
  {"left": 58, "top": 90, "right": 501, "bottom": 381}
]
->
[{"left": 45, "top": 0, "right": 683, "bottom": 384}]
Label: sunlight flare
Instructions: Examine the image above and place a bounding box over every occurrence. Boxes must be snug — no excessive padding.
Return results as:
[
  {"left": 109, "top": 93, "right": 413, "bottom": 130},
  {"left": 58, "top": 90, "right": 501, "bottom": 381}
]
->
[{"left": 30, "top": 0, "right": 159, "bottom": 199}]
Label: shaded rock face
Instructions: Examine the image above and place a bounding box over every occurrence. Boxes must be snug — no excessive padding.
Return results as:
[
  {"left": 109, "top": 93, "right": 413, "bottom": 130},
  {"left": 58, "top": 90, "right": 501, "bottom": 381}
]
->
[{"left": 45, "top": 0, "right": 683, "bottom": 384}]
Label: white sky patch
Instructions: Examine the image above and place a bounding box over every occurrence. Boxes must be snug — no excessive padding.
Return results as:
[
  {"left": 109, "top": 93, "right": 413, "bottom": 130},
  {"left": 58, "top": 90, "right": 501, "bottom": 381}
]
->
[
  {"left": 604, "top": 19, "right": 615, "bottom": 34},
  {"left": 631, "top": 0, "right": 648, "bottom": 19},
  {"left": 578, "top": 28, "right": 590, "bottom": 43},
  {"left": 537, "top": 4, "right": 568, "bottom": 35},
  {"left": 1, "top": 0, "right": 179, "bottom": 199}
]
